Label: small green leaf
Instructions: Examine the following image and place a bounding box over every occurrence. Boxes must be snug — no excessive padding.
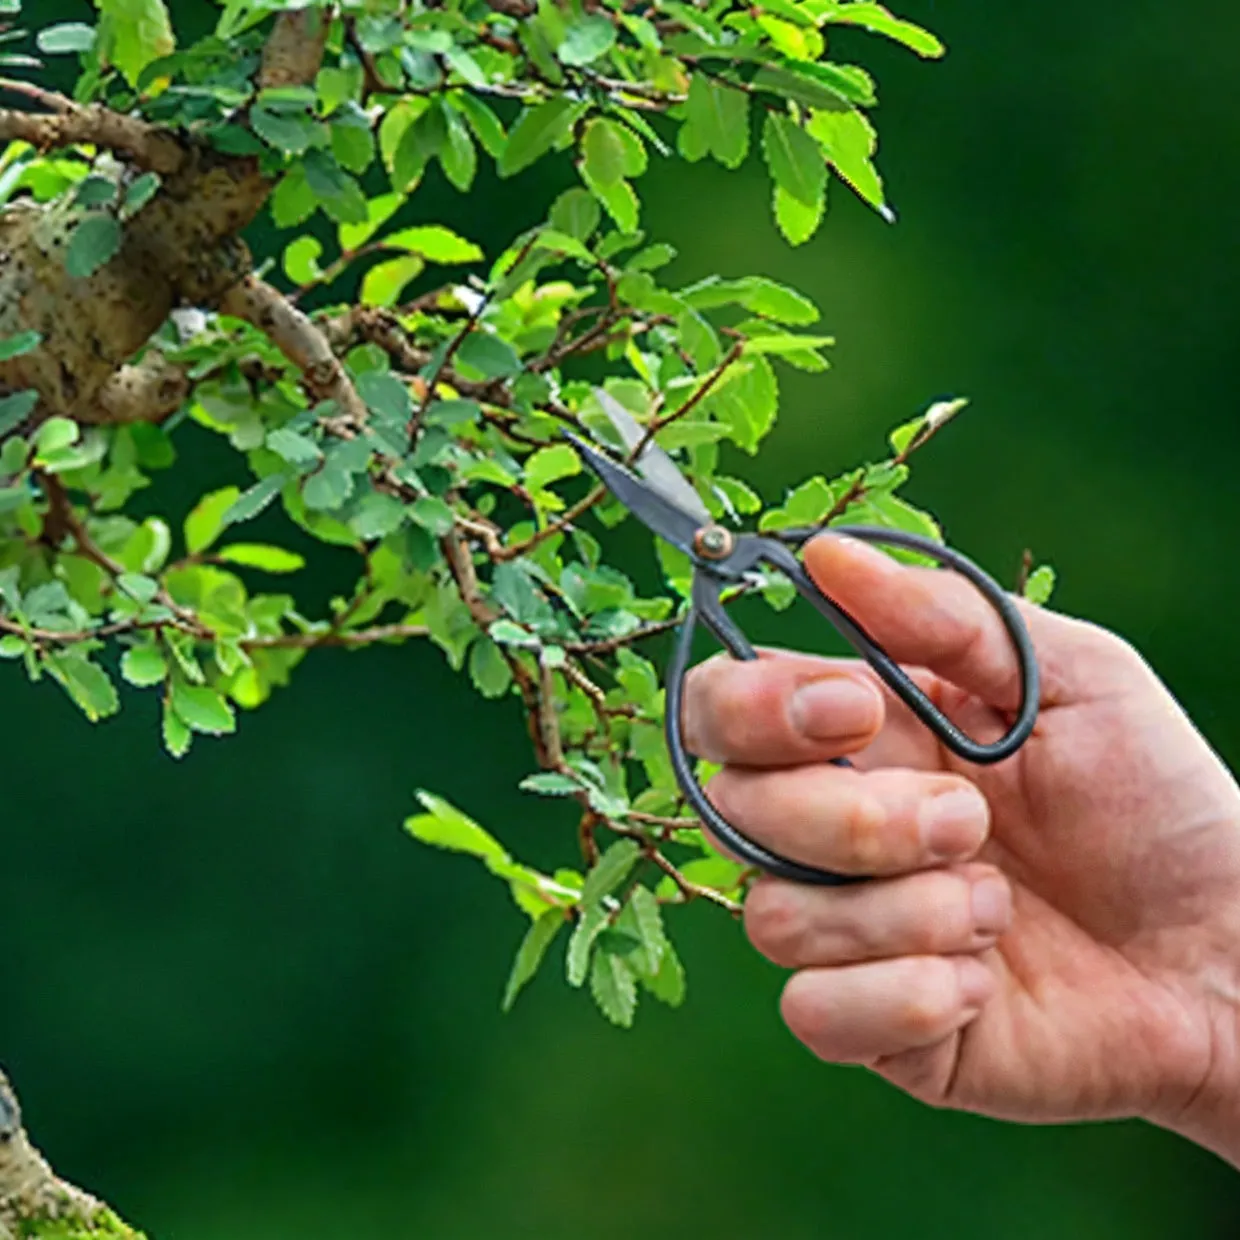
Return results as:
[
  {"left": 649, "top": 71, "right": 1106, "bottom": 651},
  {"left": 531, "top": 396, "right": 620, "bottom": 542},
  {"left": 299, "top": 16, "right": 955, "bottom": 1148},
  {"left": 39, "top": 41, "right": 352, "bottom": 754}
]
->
[
  {"left": 384, "top": 224, "right": 483, "bottom": 264},
  {"left": 215, "top": 543, "right": 305, "bottom": 573},
  {"left": 122, "top": 171, "right": 160, "bottom": 215},
  {"left": 639, "top": 936, "right": 686, "bottom": 1006},
  {"left": 813, "top": 1, "right": 945, "bottom": 57},
  {"left": 223, "top": 473, "right": 289, "bottom": 525},
  {"left": 65, "top": 215, "right": 122, "bottom": 278},
  {"left": 360, "top": 255, "right": 424, "bottom": 308},
  {"left": 184, "top": 486, "right": 241, "bottom": 554},
  {"left": 581, "top": 838, "right": 641, "bottom": 909},
  {"left": 283, "top": 236, "right": 324, "bottom": 286},
  {"left": 0, "top": 331, "right": 42, "bottom": 362},
  {"left": 404, "top": 790, "right": 508, "bottom": 866},
  {"left": 520, "top": 772, "right": 581, "bottom": 796},
  {"left": 171, "top": 681, "right": 236, "bottom": 735},
  {"left": 37, "top": 22, "right": 96, "bottom": 53},
  {"left": 46, "top": 652, "right": 119, "bottom": 722},
  {"left": 679, "top": 74, "right": 749, "bottom": 169},
  {"left": 762, "top": 112, "right": 827, "bottom": 207},
  {"left": 524, "top": 443, "right": 580, "bottom": 493},
  {"left": 266, "top": 427, "right": 322, "bottom": 466},
  {"left": 590, "top": 949, "right": 637, "bottom": 1027},
  {"left": 34, "top": 417, "right": 79, "bottom": 457},
  {"left": 1024, "top": 564, "right": 1056, "bottom": 606},
  {"left": 456, "top": 331, "right": 521, "bottom": 379},
  {"left": 120, "top": 643, "right": 168, "bottom": 687},
  {"left": 469, "top": 636, "right": 512, "bottom": 699},
  {"left": 773, "top": 181, "right": 826, "bottom": 246},
  {"left": 409, "top": 495, "right": 455, "bottom": 536},
  {"left": 0, "top": 390, "right": 38, "bottom": 435},
  {"left": 558, "top": 14, "right": 616, "bottom": 65},
  {"left": 502, "top": 908, "right": 566, "bottom": 1012},
  {"left": 498, "top": 97, "right": 577, "bottom": 178},
  {"left": 161, "top": 700, "right": 192, "bottom": 758},
  {"left": 549, "top": 187, "right": 600, "bottom": 242}
]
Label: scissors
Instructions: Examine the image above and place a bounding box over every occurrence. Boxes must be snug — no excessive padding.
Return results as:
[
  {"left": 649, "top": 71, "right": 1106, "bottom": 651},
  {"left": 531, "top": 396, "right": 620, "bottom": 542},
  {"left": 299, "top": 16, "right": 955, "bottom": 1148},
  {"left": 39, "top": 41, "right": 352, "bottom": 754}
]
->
[{"left": 564, "top": 389, "right": 1040, "bottom": 888}]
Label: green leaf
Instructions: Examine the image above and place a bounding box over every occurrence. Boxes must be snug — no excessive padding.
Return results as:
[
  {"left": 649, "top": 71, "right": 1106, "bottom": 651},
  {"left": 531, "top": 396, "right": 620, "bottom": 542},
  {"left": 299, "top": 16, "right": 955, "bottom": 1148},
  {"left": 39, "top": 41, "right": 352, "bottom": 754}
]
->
[
  {"left": 120, "top": 643, "right": 168, "bottom": 687},
  {"left": 451, "top": 94, "right": 506, "bottom": 159},
  {"left": 215, "top": 543, "right": 305, "bottom": 573},
  {"left": 590, "top": 178, "right": 640, "bottom": 234},
  {"left": 0, "top": 330, "right": 41, "bottom": 362},
  {"left": 303, "top": 466, "right": 353, "bottom": 512},
  {"left": 267, "top": 427, "right": 322, "bottom": 466},
  {"left": 524, "top": 443, "right": 580, "bottom": 493},
  {"left": 502, "top": 908, "right": 566, "bottom": 1012},
  {"left": 384, "top": 224, "right": 483, "bottom": 264},
  {"left": 679, "top": 74, "right": 750, "bottom": 169},
  {"left": 456, "top": 331, "right": 521, "bottom": 379},
  {"left": 409, "top": 495, "right": 455, "bottom": 536},
  {"left": 762, "top": 112, "right": 827, "bottom": 207},
  {"left": 498, "top": 97, "right": 577, "bottom": 178},
  {"left": 549, "top": 187, "right": 600, "bottom": 242},
  {"left": 808, "top": 106, "right": 888, "bottom": 216},
  {"left": 184, "top": 486, "right": 241, "bottom": 554},
  {"left": 122, "top": 171, "right": 160, "bottom": 215},
  {"left": 302, "top": 150, "right": 368, "bottom": 225},
  {"left": 171, "top": 681, "right": 236, "bottom": 735},
  {"left": 639, "top": 936, "right": 686, "bottom": 1006},
  {"left": 469, "top": 636, "right": 512, "bottom": 699},
  {"left": 621, "top": 885, "right": 667, "bottom": 976},
  {"left": 223, "top": 473, "right": 288, "bottom": 526},
  {"left": 37, "top": 23, "right": 96, "bottom": 53},
  {"left": 1023, "top": 564, "right": 1056, "bottom": 606},
  {"left": 360, "top": 256, "right": 424, "bottom": 308},
  {"left": 95, "top": 0, "right": 175, "bottom": 87},
  {"left": 251, "top": 103, "right": 320, "bottom": 154},
  {"left": 558, "top": 14, "right": 616, "bottom": 65},
  {"left": 774, "top": 181, "right": 826, "bottom": 245},
  {"left": 283, "top": 236, "right": 324, "bottom": 286},
  {"left": 811, "top": 0, "right": 945, "bottom": 57},
  {"left": 590, "top": 949, "right": 637, "bottom": 1027},
  {"left": 46, "top": 652, "right": 120, "bottom": 722},
  {"left": 404, "top": 790, "right": 508, "bottom": 866},
  {"left": 582, "top": 118, "right": 645, "bottom": 186},
  {"left": 350, "top": 492, "right": 406, "bottom": 540},
  {"left": 581, "top": 838, "right": 641, "bottom": 909},
  {"left": 34, "top": 417, "right": 79, "bottom": 457},
  {"left": 0, "top": 390, "right": 38, "bottom": 435},
  {"left": 758, "top": 475, "right": 833, "bottom": 529},
  {"left": 520, "top": 772, "right": 582, "bottom": 796},
  {"left": 65, "top": 215, "right": 122, "bottom": 279},
  {"left": 161, "top": 701, "right": 192, "bottom": 758},
  {"left": 355, "top": 370, "right": 411, "bottom": 423}
]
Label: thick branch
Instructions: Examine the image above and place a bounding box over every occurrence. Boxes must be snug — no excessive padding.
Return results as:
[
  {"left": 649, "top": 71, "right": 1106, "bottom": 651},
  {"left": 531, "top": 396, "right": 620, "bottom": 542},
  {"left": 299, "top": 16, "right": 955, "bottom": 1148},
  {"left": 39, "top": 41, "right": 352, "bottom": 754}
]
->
[
  {"left": 0, "top": 82, "right": 184, "bottom": 175},
  {"left": 220, "top": 277, "right": 368, "bottom": 424},
  {"left": 88, "top": 352, "right": 189, "bottom": 425},
  {"left": 0, "top": 1070, "right": 136, "bottom": 1238},
  {"left": 259, "top": 9, "right": 330, "bottom": 90}
]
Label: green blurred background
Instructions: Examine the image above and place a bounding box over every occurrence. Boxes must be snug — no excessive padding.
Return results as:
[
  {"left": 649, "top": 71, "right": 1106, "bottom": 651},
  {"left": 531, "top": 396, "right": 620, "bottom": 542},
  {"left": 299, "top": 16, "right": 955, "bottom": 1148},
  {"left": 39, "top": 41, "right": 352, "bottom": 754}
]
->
[{"left": 6, "top": 1, "right": 1240, "bottom": 1235}]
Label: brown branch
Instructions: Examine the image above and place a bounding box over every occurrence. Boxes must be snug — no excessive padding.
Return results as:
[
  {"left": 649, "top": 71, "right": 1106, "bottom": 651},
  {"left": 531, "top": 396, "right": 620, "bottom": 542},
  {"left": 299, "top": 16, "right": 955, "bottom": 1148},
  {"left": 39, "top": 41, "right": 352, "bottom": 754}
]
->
[
  {"left": 219, "top": 276, "right": 368, "bottom": 425},
  {"left": 0, "top": 1070, "right": 120, "bottom": 1237},
  {"left": 562, "top": 617, "right": 681, "bottom": 656},
  {"left": 259, "top": 9, "right": 330, "bottom": 90},
  {"left": 87, "top": 353, "right": 189, "bottom": 425},
  {"left": 0, "top": 91, "right": 184, "bottom": 175}
]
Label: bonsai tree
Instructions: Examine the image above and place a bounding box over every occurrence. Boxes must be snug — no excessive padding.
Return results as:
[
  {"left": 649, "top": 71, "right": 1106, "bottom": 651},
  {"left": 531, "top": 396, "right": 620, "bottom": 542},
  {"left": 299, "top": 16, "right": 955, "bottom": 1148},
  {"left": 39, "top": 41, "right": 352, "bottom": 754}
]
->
[{"left": 0, "top": 0, "right": 1051, "bottom": 1232}]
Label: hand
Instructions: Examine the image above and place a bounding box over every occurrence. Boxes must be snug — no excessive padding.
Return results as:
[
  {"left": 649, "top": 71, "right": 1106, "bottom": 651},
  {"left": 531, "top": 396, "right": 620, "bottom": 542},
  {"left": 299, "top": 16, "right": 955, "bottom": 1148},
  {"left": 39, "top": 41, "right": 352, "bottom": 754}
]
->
[{"left": 683, "top": 533, "right": 1240, "bottom": 1164}]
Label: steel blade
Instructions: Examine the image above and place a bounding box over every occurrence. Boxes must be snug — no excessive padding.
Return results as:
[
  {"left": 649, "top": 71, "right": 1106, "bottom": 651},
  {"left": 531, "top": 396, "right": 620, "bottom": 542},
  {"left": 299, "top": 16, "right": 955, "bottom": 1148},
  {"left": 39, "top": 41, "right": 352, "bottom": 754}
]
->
[
  {"left": 592, "top": 388, "right": 711, "bottom": 525},
  {"left": 564, "top": 431, "right": 701, "bottom": 556}
]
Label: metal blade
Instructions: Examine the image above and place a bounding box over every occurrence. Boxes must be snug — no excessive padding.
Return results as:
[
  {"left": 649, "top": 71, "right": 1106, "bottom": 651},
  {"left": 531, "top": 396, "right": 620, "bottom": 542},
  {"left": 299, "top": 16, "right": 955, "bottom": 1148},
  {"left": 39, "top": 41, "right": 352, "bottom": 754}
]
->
[
  {"left": 563, "top": 431, "right": 701, "bottom": 557},
  {"left": 592, "top": 388, "right": 712, "bottom": 525}
]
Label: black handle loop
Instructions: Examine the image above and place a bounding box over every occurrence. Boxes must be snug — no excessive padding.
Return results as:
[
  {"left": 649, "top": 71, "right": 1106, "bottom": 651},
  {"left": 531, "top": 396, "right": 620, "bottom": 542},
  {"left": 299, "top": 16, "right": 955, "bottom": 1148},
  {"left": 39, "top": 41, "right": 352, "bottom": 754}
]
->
[{"left": 663, "top": 526, "right": 1041, "bottom": 887}]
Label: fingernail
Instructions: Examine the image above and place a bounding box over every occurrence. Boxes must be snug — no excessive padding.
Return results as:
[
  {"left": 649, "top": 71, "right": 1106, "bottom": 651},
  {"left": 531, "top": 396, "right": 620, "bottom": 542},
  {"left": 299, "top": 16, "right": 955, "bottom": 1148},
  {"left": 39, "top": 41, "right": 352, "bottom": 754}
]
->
[
  {"left": 919, "top": 786, "right": 989, "bottom": 860},
  {"left": 971, "top": 876, "right": 1012, "bottom": 937},
  {"left": 955, "top": 957, "right": 996, "bottom": 1010},
  {"left": 789, "top": 678, "right": 881, "bottom": 740}
]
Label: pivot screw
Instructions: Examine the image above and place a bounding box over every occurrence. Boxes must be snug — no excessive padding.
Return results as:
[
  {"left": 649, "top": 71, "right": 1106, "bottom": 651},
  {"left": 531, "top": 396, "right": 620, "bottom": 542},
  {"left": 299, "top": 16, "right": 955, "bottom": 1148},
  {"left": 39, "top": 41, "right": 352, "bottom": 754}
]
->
[{"left": 694, "top": 525, "right": 734, "bottom": 560}]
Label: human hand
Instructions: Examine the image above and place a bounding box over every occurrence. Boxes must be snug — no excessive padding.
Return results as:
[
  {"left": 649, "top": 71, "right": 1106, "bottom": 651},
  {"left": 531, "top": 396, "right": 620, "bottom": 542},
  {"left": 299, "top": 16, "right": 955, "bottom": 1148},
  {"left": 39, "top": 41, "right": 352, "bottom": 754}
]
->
[{"left": 683, "top": 533, "right": 1240, "bottom": 1165}]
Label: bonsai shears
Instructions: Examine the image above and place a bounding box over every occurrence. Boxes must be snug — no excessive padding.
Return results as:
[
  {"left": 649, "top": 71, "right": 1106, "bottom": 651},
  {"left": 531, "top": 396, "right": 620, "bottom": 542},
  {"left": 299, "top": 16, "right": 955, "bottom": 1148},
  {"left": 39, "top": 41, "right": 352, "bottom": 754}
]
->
[{"left": 565, "top": 390, "right": 1040, "bottom": 888}]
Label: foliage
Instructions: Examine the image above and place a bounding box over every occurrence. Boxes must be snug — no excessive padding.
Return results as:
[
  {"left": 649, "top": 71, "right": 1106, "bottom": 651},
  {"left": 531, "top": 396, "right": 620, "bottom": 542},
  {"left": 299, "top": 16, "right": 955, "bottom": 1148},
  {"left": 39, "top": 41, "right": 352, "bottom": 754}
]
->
[{"left": 0, "top": 0, "right": 1053, "bottom": 1042}]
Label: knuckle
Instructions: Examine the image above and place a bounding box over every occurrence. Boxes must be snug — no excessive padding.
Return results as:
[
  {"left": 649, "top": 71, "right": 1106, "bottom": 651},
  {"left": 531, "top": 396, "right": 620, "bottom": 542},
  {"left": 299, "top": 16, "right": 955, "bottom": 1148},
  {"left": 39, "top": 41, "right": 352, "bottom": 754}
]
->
[
  {"left": 919, "top": 875, "right": 976, "bottom": 951},
  {"left": 899, "top": 961, "right": 957, "bottom": 1038},
  {"left": 837, "top": 790, "right": 889, "bottom": 872},
  {"left": 743, "top": 882, "right": 808, "bottom": 966}
]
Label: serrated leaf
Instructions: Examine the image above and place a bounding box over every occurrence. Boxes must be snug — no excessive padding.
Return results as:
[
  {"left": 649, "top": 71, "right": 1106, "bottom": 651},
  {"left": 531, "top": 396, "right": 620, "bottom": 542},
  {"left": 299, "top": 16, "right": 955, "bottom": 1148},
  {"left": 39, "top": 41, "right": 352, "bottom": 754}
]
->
[
  {"left": 215, "top": 543, "right": 305, "bottom": 573},
  {"left": 161, "top": 699, "right": 192, "bottom": 757},
  {"left": 581, "top": 838, "right": 641, "bottom": 909},
  {"left": 409, "top": 495, "right": 455, "bottom": 536},
  {"left": 360, "top": 255, "right": 424, "bottom": 308},
  {"left": 807, "top": 106, "right": 888, "bottom": 216},
  {"left": 223, "top": 473, "right": 289, "bottom": 526},
  {"left": 589, "top": 177, "right": 639, "bottom": 233},
  {"left": 774, "top": 181, "right": 826, "bottom": 245},
  {"left": 520, "top": 772, "right": 581, "bottom": 796},
  {"left": 679, "top": 74, "right": 749, "bottom": 169},
  {"left": 524, "top": 443, "right": 580, "bottom": 493},
  {"left": 549, "top": 187, "right": 600, "bottom": 242},
  {"left": 456, "top": 331, "right": 521, "bottom": 379},
  {"left": 184, "top": 486, "right": 241, "bottom": 553},
  {"left": 468, "top": 635, "right": 512, "bottom": 699},
  {"left": 1023, "top": 564, "right": 1056, "bottom": 606},
  {"left": 590, "top": 950, "right": 637, "bottom": 1027},
  {"left": 404, "top": 790, "right": 508, "bottom": 866},
  {"left": 171, "top": 681, "right": 236, "bottom": 735},
  {"left": 283, "top": 236, "right": 324, "bottom": 285},
  {"left": 65, "top": 215, "right": 122, "bottom": 278},
  {"left": 762, "top": 112, "right": 827, "bottom": 207},
  {"left": 266, "top": 427, "right": 322, "bottom": 466},
  {"left": 96, "top": 0, "right": 175, "bottom": 87},
  {"left": 558, "top": 14, "right": 616, "bottom": 65},
  {"left": 502, "top": 908, "right": 565, "bottom": 1012},
  {"left": 639, "top": 936, "right": 686, "bottom": 1006},
  {"left": 582, "top": 118, "right": 644, "bottom": 186},
  {"left": 498, "top": 97, "right": 577, "bottom": 178},
  {"left": 384, "top": 224, "right": 483, "bottom": 264},
  {"left": 813, "top": 0, "right": 945, "bottom": 57},
  {"left": 38, "top": 22, "right": 96, "bottom": 53},
  {"left": 623, "top": 885, "right": 667, "bottom": 976},
  {"left": 46, "top": 652, "right": 119, "bottom": 722},
  {"left": 0, "top": 330, "right": 41, "bottom": 362},
  {"left": 303, "top": 466, "right": 353, "bottom": 512},
  {"left": 120, "top": 643, "right": 167, "bottom": 687}
]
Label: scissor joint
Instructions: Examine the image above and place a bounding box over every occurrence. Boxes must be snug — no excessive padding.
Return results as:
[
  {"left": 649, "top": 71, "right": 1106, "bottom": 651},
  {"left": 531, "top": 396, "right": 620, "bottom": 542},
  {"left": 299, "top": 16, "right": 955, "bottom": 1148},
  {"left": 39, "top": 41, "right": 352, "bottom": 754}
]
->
[{"left": 692, "top": 524, "right": 734, "bottom": 561}]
